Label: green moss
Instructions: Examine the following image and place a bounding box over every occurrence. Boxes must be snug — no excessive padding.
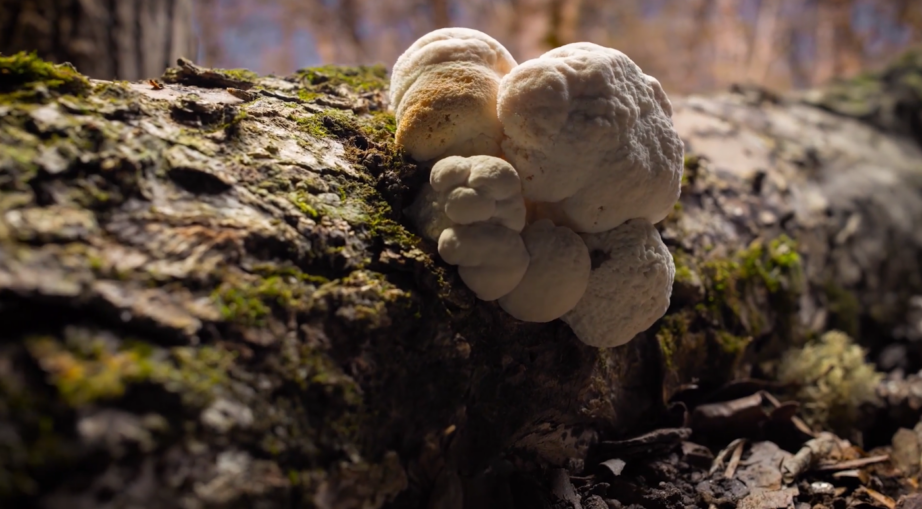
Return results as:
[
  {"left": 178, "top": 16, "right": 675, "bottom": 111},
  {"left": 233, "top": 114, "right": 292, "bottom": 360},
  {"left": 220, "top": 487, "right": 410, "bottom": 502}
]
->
[
  {"left": 297, "top": 89, "right": 320, "bottom": 102},
  {"left": 681, "top": 153, "right": 701, "bottom": 187},
  {"left": 213, "top": 284, "right": 270, "bottom": 324},
  {"left": 658, "top": 234, "right": 805, "bottom": 393},
  {"left": 289, "top": 191, "right": 320, "bottom": 218},
  {"left": 25, "top": 332, "right": 235, "bottom": 407},
  {"left": 902, "top": 71, "right": 922, "bottom": 96},
  {"left": 699, "top": 235, "right": 803, "bottom": 325},
  {"left": 326, "top": 168, "right": 420, "bottom": 254},
  {"left": 361, "top": 111, "right": 398, "bottom": 145},
  {"left": 296, "top": 114, "right": 329, "bottom": 138},
  {"left": 211, "top": 267, "right": 323, "bottom": 326},
  {"left": 656, "top": 314, "right": 688, "bottom": 370},
  {"left": 249, "top": 263, "right": 329, "bottom": 285},
  {"left": 0, "top": 51, "right": 91, "bottom": 98},
  {"left": 220, "top": 109, "right": 249, "bottom": 135},
  {"left": 92, "top": 80, "right": 134, "bottom": 101},
  {"left": 217, "top": 67, "right": 259, "bottom": 83},
  {"left": 311, "top": 270, "right": 415, "bottom": 332},
  {"left": 673, "top": 251, "right": 697, "bottom": 286},
  {"left": 165, "top": 345, "right": 237, "bottom": 402},
  {"left": 296, "top": 109, "right": 361, "bottom": 139},
  {"left": 230, "top": 109, "right": 248, "bottom": 124},
  {"left": 806, "top": 46, "right": 922, "bottom": 131},
  {"left": 700, "top": 257, "right": 742, "bottom": 315},
  {"left": 739, "top": 235, "right": 803, "bottom": 294},
  {"left": 299, "top": 348, "right": 362, "bottom": 407},
  {"left": 86, "top": 254, "right": 103, "bottom": 272},
  {"left": 296, "top": 65, "right": 389, "bottom": 92},
  {"left": 715, "top": 331, "right": 751, "bottom": 355},
  {"left": 824, "top": 281, "right": 861, "bottom": 338},
  {"left": 365, "top": 199, "right": 420, "bottom": 251},
  {"left": 1, "top": 144, "right": 39, "bottom": 181}
]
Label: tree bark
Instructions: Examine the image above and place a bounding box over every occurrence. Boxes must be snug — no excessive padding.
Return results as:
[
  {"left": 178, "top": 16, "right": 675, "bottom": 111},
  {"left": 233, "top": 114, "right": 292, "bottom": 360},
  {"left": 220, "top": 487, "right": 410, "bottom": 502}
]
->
[
  {"left": 0, "top": 48, "right": 920, "bottom": 509},
  {"left": 0, "top": 0, "right": 196, "bottom": 80}
]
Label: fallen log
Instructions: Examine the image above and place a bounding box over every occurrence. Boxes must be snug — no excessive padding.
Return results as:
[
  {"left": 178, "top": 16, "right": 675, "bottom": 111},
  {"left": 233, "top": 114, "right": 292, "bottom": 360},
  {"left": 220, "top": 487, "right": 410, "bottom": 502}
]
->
[{"left": 0, "top": 49, "right": 920, "bottom": 508}]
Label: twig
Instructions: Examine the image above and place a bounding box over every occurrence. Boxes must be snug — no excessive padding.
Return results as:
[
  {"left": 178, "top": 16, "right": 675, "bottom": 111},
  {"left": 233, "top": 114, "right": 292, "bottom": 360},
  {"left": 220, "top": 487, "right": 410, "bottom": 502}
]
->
[
  {"left": 781, "top": 432, "right": 839, "bottom": 483},
  {"left": 725, "top": 440, "right": 746, "bottom": 478},
  {"left": 815, "top": 454, "right": 890, "bottom": 471}
]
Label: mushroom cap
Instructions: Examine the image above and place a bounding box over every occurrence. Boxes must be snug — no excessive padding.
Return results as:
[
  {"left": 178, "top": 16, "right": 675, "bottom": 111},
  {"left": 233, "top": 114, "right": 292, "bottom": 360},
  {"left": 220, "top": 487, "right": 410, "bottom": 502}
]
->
[
  {"left": 390, "top": 27, "right": 517, "bottom": 110},
  {"left": 438, "top": 223, "right": 530, "bottom": 301},
  {"left": 430, "top": 155, "right": 474, "bottom": 192},
  {"left": 405, "top": 155, "right": 527, "bottom": 243},
  {"left": 464, "top": 155, "right": 522, "bottom": 199},
  {"left": 396, "top": 63, "right": 505, "bottom": 161},
  {"left": 498, "top": 219, "right": 591, "bottom": 322},
  {"left": 497, "top": 42, "right": 683, "bottom": 233},
  {"left": 644, "top": 74, "right": 673, "bottom": 118},
  {"left": 561, "top": 218, "right": 675, "bottom": 348},
  {"left": 390, "top": 28, "right": 517, "bottom": 162},
  {"left": 444, "top": 187, "right": 496, "bottom": 224},
  {"left": 431, "top": 155, "right": 527, "bottom": 232}
]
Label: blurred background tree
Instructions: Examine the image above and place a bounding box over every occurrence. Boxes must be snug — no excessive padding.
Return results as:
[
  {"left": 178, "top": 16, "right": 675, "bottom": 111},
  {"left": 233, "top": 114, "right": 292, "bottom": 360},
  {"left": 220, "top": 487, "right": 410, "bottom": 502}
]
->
[
  {"left": 1, "top": 0, "right": 917, "bottom": 93},
  {"left": 195, "top": 0, "right": 921, "bottom": 94},
  {"left": 0, "top": 0, "right": 196, "bottom": 81}
]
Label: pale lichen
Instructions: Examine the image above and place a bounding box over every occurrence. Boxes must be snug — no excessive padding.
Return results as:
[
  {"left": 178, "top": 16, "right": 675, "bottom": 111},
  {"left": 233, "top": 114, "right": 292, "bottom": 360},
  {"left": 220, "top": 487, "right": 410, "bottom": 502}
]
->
[{"left": 777, "top": 330, "right": 882, "bottom": 433}]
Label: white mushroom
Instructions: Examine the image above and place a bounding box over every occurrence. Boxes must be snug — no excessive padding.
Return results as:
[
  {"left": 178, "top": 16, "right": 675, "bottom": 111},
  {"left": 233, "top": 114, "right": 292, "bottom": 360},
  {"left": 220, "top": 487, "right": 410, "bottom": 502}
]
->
[
  {"left": 404, "top": 183, "right": 454, "bottom": 242},
  {"left": 405, "top": 155, "right": 527, "bottom": 242},
  {"left": 644, "top": 74, "right": 673, "bottom": 118},
  {"left": 391, "top": 34, "right": 681, "bottom": 344},
  {"left": 438, "top": 223, "right": 530, "bottom": 301},
  {"left": 498, "top": 219, "right": 591, "bottom": 322},
  {"left": 497, "top": 42, "right": 683, "bottom": 233},
  {"left": 390, "top": 28, "right": 518, "bottom": 162},
  {"left": 432, "top": 155, "right": 526, "bottom": 231},
  {"left": 562, "top": 218, "right": 675, "bottom": 348}
]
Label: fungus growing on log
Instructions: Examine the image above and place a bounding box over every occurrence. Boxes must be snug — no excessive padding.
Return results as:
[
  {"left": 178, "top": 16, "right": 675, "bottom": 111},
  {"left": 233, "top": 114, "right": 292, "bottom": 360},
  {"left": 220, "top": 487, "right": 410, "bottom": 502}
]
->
[
  {"left": 394, "top": 32, "right": 683, "bottom": 349},
  {"left": 498, "top": 219, "right": 591, "bottom": 322},
  {"left": 562, "top": 218, "right": 675, "bottom": 348},
  {"left": 498, "top": 42, "right": 683, "bottom": 234},
  {"left": 389, "top": 28, "right": 517, "bottom": 162}
]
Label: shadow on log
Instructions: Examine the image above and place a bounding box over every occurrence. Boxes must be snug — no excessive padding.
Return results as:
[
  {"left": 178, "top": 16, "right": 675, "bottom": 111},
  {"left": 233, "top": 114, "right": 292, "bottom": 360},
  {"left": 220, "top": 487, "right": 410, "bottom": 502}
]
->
[{"left": 0, "top": 48, "right": 920, "bottom": 508}]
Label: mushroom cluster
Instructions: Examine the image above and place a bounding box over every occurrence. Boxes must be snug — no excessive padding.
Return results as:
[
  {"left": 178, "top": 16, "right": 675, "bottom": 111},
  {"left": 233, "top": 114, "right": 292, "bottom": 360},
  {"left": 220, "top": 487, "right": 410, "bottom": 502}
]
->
[{"left": 393, "top": 28, "right": 682, "bottom": 349}]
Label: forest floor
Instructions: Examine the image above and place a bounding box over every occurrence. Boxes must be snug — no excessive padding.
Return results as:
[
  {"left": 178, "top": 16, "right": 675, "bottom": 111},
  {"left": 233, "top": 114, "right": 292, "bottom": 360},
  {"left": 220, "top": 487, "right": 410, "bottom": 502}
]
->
[{"left": 506, "top": 372, "right": 922, "bottom": 509}]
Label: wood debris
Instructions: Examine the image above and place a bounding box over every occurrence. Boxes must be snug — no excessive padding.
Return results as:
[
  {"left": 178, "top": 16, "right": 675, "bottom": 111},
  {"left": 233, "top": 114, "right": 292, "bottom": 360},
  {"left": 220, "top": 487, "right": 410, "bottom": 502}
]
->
[{"left": 161, "top": 57, "right": 256, "bottom": 89}]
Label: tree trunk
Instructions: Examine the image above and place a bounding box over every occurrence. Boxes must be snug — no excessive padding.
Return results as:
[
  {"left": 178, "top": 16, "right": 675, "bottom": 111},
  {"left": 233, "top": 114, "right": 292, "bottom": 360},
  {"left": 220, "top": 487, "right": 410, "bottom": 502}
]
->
[
  {"left": 0, "top": 49, "right": 920, "bottom": 509},
  {"left": 0, "top": 0, "right": 196, "bottom": 80}
]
